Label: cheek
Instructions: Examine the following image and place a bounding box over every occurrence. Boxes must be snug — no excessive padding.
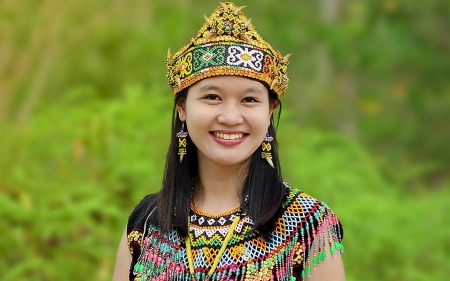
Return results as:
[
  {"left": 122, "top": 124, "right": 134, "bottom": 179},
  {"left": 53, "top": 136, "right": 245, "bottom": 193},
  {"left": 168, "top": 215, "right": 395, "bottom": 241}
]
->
[
  {"left": 185, "top": 111, "right": 209, "bottom": 134},
  {"left": 251, "top": 109, "right": 271, "bottom": 127}
]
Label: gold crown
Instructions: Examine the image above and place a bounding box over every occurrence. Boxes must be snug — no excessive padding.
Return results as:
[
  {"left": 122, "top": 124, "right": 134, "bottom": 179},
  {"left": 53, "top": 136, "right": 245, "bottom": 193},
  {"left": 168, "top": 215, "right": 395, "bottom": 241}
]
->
[{"left": 166, "top": 2, "right": 291, "bottom": 96}]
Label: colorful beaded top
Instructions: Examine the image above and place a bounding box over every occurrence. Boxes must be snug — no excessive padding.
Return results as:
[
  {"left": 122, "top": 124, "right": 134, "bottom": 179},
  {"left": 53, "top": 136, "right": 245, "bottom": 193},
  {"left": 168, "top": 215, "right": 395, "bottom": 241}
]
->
[
  {"left": 127, "top": 187, "right": 344, "bottom": 280},
  {"left": 166, "top": 2, "right": 291, "bottom": 96}
]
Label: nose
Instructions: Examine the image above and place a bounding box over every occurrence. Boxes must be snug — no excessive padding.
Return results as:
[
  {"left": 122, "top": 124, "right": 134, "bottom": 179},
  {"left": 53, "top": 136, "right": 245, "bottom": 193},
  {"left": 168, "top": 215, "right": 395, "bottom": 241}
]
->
[{"left": 217, "top": 102, "right": 244, "bottom": 126}]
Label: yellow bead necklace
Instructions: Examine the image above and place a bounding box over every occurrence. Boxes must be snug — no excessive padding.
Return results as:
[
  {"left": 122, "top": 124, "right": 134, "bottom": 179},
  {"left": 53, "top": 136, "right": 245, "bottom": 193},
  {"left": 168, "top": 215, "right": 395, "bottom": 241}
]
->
[{"left": 185, "top": 214, "right": 241, "bottom": 281}]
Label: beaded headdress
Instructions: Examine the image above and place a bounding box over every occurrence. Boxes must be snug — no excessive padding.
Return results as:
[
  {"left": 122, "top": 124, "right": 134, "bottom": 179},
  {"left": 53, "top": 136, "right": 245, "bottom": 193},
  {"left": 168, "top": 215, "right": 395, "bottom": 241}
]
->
[{"left": 166, "top": 2, "right": 291, "bottom": 96}]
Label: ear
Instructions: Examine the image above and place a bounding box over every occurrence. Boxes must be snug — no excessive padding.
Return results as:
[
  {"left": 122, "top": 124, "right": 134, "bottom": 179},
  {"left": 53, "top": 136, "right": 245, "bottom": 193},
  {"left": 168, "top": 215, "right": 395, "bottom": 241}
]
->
[
  {"left": 176, "top": 99, "right": 186, "bottom": 122},
  {"left": 269, "top": 99, "right": 280, "bottom": 117}
]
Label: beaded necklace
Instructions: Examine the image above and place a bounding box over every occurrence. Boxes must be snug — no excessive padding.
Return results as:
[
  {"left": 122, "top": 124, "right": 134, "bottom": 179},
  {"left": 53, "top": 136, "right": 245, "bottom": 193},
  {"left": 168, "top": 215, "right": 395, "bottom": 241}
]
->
[{"left": 185, "top": 212, "right": 241, "bottom": 281}]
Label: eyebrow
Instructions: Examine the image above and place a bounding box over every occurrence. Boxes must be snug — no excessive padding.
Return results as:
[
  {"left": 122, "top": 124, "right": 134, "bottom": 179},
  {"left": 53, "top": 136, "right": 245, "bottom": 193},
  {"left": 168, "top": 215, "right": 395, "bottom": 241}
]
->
[
  {"left": 242, "top": 87, "right": 264, "bottom": 95},
  {"left": 197, "top": 85, "right": 264, "bottom": 95},
  {"left": 197, "top": 85, "right": 220, "bottom": 92}
]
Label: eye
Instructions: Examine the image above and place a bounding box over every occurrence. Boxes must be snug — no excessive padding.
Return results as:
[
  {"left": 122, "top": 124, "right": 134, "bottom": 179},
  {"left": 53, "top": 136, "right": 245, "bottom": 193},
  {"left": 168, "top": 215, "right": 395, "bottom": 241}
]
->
[
  {"left": 242, "top": 97, "right": 259, "bottom": 103},
  {"left": 203, "top": 94, "right": 220, "bottom": 100}
]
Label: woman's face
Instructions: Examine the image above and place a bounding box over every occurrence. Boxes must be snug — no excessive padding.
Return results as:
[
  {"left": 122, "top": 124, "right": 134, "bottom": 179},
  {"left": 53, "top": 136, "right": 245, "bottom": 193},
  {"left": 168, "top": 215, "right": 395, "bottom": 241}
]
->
[{"left": 177, "top": 76, "right": 278, "bottom": 168}]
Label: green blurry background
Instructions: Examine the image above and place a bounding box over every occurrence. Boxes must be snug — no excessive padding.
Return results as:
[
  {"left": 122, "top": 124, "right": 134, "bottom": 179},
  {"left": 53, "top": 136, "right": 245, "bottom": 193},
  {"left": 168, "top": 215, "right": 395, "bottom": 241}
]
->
[{"left": 1, "top": 0, "right": 449, "bottom": 280}]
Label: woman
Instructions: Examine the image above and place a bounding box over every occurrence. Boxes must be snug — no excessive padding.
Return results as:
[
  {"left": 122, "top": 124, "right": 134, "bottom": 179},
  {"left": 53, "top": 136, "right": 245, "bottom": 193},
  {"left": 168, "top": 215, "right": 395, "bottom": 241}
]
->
[{"left": 114, "top": 2, "right": 345, "bottom": 280}]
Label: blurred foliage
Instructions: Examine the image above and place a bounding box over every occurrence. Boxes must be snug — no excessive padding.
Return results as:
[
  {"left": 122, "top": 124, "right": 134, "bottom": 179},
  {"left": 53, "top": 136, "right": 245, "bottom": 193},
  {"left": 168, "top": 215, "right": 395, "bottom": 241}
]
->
[{"left": 0, "top": 0, "right": 449, "bottom": 280}]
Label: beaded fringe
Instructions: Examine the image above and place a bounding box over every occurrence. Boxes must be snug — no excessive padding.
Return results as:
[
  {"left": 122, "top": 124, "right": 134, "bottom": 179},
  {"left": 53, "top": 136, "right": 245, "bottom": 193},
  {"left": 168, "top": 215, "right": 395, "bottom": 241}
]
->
[
  {"left": 133, "top": 210, "right": 344, "bottom": 281},
  {"left": 298, "top": 209, "right": 344, "bottom": 280}
]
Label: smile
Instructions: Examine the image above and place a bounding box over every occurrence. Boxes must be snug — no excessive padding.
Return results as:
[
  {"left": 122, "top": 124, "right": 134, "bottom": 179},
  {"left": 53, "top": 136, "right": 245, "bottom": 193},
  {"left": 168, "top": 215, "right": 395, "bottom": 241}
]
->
[{"left": 213, "top": 132, "right": 245, "bottom": 140}]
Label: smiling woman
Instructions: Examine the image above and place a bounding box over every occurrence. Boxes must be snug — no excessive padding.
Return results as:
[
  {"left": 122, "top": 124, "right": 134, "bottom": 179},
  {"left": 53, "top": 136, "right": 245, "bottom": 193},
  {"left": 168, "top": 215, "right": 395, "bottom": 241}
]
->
[
  {"left": 113, "top": 2, "right": 345, "bottom": 281},
  {"left": 177, "top": 76, "right": 276, "bottom": 170}
]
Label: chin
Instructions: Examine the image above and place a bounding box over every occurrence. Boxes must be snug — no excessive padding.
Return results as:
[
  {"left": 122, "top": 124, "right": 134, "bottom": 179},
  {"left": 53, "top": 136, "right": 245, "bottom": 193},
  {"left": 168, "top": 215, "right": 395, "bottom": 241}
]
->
[{"left": 214, "top": 156, "right": 252, "bottom": 167}]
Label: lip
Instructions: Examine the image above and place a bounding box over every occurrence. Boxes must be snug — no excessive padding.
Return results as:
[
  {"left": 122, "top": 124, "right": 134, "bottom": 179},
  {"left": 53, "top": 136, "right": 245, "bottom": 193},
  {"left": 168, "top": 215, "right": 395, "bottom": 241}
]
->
[{"left": 210, "top": 130, "right": 247, "bottom": 146}]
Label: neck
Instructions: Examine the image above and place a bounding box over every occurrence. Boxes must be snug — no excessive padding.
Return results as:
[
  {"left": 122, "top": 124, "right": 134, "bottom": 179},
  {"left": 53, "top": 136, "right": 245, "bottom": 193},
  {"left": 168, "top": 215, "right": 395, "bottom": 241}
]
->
[{"left": 193, "top": 159, "right": 249, "bottom": 215}]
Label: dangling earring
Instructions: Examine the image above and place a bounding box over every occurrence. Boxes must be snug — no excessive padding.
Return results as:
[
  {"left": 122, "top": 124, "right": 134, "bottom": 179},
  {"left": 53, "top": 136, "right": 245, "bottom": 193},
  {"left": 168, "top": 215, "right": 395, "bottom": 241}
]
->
[
  {"left": 261, "top": 133, "right": 275, "bottom": 168},
  {"left": 176, "top": 123, "right": 188, "bottom": 163}
]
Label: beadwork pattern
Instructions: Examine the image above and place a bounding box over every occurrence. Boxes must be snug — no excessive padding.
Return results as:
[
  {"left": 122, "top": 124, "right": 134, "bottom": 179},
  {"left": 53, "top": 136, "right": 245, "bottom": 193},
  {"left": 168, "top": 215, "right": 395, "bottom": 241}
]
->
[
  {"left": 127, "top": 187, "right": 344, "bottom": 281},
  {"left": 166, "top": 2, "right": 290, "bottom": 96}
]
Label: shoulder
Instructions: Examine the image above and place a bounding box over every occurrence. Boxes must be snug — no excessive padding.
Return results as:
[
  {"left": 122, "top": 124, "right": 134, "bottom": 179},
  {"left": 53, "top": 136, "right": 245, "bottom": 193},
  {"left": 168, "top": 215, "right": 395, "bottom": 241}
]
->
[
  {"left": 275, "top": 184, "right": 345, "bottom": 272},
  {"left": 126, "top": 193, "right": 158, "bottom": 254},
  {"left": 127, "top": 194, "right": 158, "bottom": 231},
  {"left": 283, "top": 184, "right": 339, "bottom": 217},
  {"left": 281, "top": 184, "right": 344, "bottom": 240}
]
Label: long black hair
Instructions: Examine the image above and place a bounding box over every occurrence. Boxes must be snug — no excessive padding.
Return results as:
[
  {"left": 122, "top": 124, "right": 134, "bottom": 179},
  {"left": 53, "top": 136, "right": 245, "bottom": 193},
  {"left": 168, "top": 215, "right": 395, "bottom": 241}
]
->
[{"left": 145, "top": 87, "right": 286, "bottom": 240}]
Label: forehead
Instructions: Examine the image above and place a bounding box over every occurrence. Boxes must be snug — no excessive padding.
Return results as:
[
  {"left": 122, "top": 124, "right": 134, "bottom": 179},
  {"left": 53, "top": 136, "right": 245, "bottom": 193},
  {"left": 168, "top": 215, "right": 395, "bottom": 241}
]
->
[{"left": 189, "top": 76, "right": 268, "bottom": 94}]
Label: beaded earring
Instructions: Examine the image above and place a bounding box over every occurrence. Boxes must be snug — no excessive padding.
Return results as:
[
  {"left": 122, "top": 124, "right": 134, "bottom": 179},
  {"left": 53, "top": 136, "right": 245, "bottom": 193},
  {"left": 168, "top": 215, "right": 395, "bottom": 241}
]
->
[
  {"left": 176, "top": 123, "right": 188, "bottom": 163},
  {"left": 261, "top": 133, "right": 275, "bottom": 168}
]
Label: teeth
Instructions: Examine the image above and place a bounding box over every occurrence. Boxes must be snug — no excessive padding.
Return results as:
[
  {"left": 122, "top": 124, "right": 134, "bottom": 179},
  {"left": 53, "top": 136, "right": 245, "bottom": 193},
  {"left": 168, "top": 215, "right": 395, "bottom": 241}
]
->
[{"left": 213, "top": 132, "right": 244, "bottom": 140}]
